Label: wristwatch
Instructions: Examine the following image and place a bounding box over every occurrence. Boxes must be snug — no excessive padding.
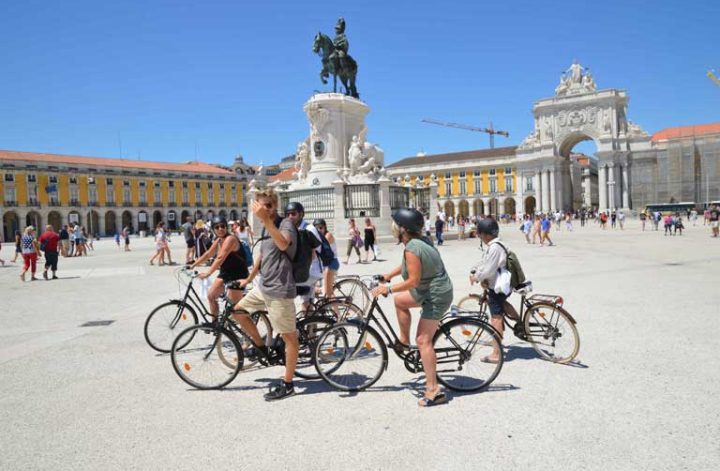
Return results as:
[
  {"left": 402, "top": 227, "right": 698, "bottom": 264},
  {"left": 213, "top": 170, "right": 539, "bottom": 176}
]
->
[{"left": 387, "top": 286, "right": 393, "bottom": 295}]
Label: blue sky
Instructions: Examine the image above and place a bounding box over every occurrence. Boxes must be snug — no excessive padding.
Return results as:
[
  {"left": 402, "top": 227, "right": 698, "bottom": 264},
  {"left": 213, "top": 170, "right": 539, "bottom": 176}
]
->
[{"left": 2, "top": 0, "right": 718, "bottom": 166}]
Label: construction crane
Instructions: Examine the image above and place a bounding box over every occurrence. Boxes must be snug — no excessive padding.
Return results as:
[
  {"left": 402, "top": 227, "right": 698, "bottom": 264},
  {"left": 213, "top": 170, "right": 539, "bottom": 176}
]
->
[{"left": 421, "top": 118, "right": 509, "bottom": 149}]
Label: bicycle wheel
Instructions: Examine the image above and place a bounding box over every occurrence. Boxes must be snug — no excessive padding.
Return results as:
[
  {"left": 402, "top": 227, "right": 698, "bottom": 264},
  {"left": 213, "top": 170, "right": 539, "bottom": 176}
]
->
[
  {"left": 524, "top": 303, "right": 580, "bottom": 364},
  {"left": 456, "top": 294, "right": 484, "bottom": 313},
  {"left": 315, "top": 299, "right": 365, "bottom": 322},
  {"left": 333, "top": 278, "right": 371, "bottom": 313},
  {"left": 314, "top": 321, "right": 387, "bottom": 392},
  {"left": 294, "top": 316, "right": 335, "bottom": 379},
  {"left": 226, "top": 311, "right": 273, "bottom": 368},
  {"left": 171, "top": 324, "right": 243, "bottom": 390},
  {"left": 433, "top": 317, "right": 503, "bottom": 392},
  {"left": 144, "top": 300, "right": 198, "bottom": 353}
]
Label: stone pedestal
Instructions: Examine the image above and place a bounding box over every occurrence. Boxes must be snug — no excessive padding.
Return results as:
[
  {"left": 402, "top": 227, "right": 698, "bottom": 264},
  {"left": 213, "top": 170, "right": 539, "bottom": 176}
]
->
[{"left": 296, "top": 93, "right": 370, "bottom": 189}]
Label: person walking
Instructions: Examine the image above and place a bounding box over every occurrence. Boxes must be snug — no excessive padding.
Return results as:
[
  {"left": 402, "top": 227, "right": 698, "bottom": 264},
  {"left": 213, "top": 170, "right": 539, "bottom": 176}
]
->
[
  {"left": 565, "top": 212, "right": 574, "bottom": 231},
  {"left": 38, "top": 225, "right": 60, "bottom": 280},
  {"left": 458, "top": 216, "right": 466, "bottom": 240},
  {"left": 690, "top": 209, "right": 698, "bottom": 226},
  {"left": 122, "top": 226, "right": 131, "bottom": 251},
  {"left": 531, "top": 215, "right": 542, "bottom": 244},
  {"left": 12, "top": 230, "right": 21, "bottom": 263},
  {"left": 181, "top": 216, "right": 195, "bottom": 264},
  {"left": 114, "top": 230, "right": 121, "bottom": 249},
  {"left": 709, "top": 204, "right": 719, "bottom": 238},
  {"left": 371, "top": 208, "right": 453, "bottom": 407},
  {"left": 580, "top": 209, "right": 586, "bottom": 227},
  {"left": 674, "top": 215, "right": 685, "bottom": 236},
  {"left": 434, "top": 215, "right": 444, "bottom": 246},
  {"left": 618, "top": 211, "right": 625, "bottom": 230},
  {"left": 640, "top": 212, "right": 647, "bottom": 231},
  {"left": 344, "top": 218, "right": 362, "bottom": 264},
  {"left": 540, "top": 214, "right": 554, "bottom": 246},
  {"left": 522, "top": 215, "right": 532, "bottom": 244},
  {"left": 610, "top": 211, "right": 617, "bottom": 229},
  {"left": 363, "top": 217, "right": 377, "bottom": 262},
  {"left": 20, "top": 226, "right": 41, "bottom": 281},
  {"left": 59, "top": 225, "right": 70, "bottom": 257},
  {"left": 663, "top": 214, "right": 673, "bottom": 236},
  {"left": 68, "top": 225, "right": 76, "bottom": 256}
]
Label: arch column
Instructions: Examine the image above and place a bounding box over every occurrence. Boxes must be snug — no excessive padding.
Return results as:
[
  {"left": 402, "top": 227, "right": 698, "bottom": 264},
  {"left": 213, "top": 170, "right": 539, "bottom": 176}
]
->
[
  {"left": 542, "top": 170, "right": 551, "bottom": 213},
  {"left": 549, "top": 168, "right": 557, "bottom": 212},
  {"left": 621, "top": 163, "right": 630, "bottom": 209},
  {"left": 482, "top": 198, "right": 490, "bottom": 216},
  {"left": 98, "top": 213, "right": 106, "bottom": 237},
  {"left": 607, "top": 163, "right": 616, "bottom": 210},
  {"left": 598, "top": 164, "right": 607, "bottom": 211},
  {"left": 516, "top": 174, "right": 524, "bottom": 216},
  {"left": 534, "top": 173, "right": 542, "bottom": 213}
]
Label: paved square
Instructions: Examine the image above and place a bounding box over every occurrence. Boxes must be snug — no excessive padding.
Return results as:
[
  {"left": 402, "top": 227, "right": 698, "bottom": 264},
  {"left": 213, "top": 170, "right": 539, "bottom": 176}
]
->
[{"left": 1, "top": 220, "right": 718, "bottom": 470}]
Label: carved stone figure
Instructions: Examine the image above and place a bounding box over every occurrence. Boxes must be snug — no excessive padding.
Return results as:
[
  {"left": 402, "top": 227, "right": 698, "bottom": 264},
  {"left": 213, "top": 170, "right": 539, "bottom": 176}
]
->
[
  {"left": 294, "top": 141, "right": 311, "bottom": 182},
  {"left": 555, "top": 61, "right": 598, "bottom": 96},
  {"left": 306, "top": 103, "right": 330, "bottom": 141},
  {"left": 344, "top": 126, "right": 385, "bottom": 182},
  {"left": 543, "top": 118, "right": 554, "bottom": 140}
]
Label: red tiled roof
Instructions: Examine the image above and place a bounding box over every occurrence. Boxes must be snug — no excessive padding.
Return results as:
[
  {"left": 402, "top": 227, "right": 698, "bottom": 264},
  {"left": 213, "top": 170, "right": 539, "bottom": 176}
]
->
[
  {"left": 651, "top": 123, "right": 720, "bottom": 142},
  {"left": 268, "top": 167, "right": 296, "bottom": 182},
  {"left": 0, "top": 150, "right": 234, "bottom": 175}
]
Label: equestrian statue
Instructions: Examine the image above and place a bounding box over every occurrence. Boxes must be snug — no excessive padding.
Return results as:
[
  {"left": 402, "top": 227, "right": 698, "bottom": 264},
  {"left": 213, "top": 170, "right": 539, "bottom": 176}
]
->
[{"left": 312, "top": 17, "right": 359, "bottom": 99}]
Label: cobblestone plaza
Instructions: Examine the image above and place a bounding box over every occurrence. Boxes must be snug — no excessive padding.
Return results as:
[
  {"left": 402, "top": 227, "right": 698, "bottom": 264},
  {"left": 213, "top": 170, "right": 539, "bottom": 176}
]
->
[{"left": 1, "top": 221, "right": 717, "bottom": 470}]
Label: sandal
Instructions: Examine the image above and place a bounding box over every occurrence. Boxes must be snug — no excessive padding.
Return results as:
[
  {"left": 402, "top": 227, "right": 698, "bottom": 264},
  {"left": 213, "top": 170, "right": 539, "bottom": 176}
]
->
[
  {"left": 418, "top": 391, "right": 448, "bottom": 407},
  {"left": 390, "top": 341, "right": 412, "bottom": 354},
  {"left": 480, "top": 356, "right": 500, "bottom": 364}
]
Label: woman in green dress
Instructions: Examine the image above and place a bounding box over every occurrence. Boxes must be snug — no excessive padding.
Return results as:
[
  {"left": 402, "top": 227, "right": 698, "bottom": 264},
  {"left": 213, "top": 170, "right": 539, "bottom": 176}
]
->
[{"left": 371, "top": 208, "right": 454, "bottom": 407}]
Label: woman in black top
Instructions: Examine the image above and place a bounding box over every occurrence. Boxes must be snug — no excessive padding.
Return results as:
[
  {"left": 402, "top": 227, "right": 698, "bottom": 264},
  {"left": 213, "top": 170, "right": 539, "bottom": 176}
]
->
[
  {"left": 190, "top": 217, "right": 247, "bottom": 318},
  {"left": 363, "top": 217, "right": 377, "bottom": 262}
]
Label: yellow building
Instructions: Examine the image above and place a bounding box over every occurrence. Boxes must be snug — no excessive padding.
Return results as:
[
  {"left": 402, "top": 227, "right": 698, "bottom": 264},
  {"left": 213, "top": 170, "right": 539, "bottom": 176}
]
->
[
  {"left": 387, "top": 147, "right": 520, "bottom": 218},
  {"left": 1, "top": 150, "right": 254, "bottom": 240}
]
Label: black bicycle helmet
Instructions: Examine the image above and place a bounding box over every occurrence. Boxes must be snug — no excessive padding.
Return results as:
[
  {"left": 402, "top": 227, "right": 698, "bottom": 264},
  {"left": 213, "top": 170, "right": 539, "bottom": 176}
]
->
[
  {"left": 211, "top": 216, "right": 227, "bottom": 228},
  {"left": 476, "top": 218, "right": 499, "bottom": 237},
  {"left": 285, "top": 201, "right": 305, "bottom": 214},
  {"left": 313, "top": 218, "right": 327, "bottom": 227},
  {"left": 391, "top": 208, "right": 424, "bottom": 234}
]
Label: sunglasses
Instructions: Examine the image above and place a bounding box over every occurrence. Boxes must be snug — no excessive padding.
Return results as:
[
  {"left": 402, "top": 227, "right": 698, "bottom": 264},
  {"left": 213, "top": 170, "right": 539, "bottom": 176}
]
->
[{"left": 213, "top": 224, "right": 227, "bottom": 230}]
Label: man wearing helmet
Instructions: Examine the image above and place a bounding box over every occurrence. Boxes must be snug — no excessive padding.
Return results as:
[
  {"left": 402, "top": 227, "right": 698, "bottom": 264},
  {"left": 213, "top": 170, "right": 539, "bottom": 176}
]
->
[
  {"left": 470, "top": 218, "right": 520, "bottom": 362},
  {"left": 233, "top": 190, "right": 301, "bottom": 401},
  {"left": 371, "top": 208, "right": 454, "bottom": 407}
]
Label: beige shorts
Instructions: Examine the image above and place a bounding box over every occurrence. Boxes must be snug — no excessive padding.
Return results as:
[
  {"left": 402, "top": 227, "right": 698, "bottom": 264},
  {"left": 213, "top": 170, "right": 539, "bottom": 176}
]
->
[
  {"left": 235, "top": 286, "right": 296, "bottom": 334},
  {"left": 712, "top": 221, "right": 719, "bottom": 229}
]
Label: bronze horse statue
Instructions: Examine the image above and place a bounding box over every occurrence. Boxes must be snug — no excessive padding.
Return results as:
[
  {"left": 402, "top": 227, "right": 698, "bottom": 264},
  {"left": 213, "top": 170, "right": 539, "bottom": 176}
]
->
[{"left": 312, "top": 32, "right": 359, "bottom": 99}]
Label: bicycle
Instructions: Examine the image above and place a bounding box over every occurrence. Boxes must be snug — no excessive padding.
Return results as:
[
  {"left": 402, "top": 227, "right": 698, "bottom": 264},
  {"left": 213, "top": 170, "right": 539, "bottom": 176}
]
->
[
  {"left": 170, "top": 284, "right": 335, "bottom": 390},
  {"left": 331, "top": 275, "right": 374, "bottom": 313},
  {"left": 313, "top": 276, "right": 504, "bottom": 393},
  {"left": 143, "top": 267, "right": 267, "bottom": 353},
  {"left": 456, "top": 280, "right": 580, "bottom": 364}
]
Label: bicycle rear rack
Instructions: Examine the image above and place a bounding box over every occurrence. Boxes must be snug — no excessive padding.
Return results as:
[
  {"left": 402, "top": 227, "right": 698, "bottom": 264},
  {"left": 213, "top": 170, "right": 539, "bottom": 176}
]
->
[{"left": 527, "top": 293, "right": 563, "bottom": 307}]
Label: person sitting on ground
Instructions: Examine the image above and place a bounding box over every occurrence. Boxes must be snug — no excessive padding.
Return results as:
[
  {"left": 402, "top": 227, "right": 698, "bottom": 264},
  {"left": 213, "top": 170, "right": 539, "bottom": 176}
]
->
[
  {"left": 371, "top": 208, "right": 453, "bottom": 407},
  {"left": 469, "top": 218, "right": 520, "bottom": 363}
]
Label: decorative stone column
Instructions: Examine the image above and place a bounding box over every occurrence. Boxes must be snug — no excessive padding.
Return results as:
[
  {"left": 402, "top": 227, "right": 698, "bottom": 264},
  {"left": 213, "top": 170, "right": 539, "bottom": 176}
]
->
[
  {"left": 621, "top": 163, "right": 630, "bottom": 209},
  {"left": 376, "top": 179, "right": 393, "bottom": 238},
  {"left": 598, "top": 164, "right": 607, "bottom": 212},
  {"left": 516, "top": 174, "right": 524, "bottom": 216},
  {"left": 245, "top": 186, "right": 259, "bottom": 235},
  {"left": 98, "top": 213, "right": 106, "bottom": 237},
  {"left": 549, "top": 168, "right": 557, "bottom": 212},
  {"left": 331, "top": 180, "right": 346, "bottom": 235},
  {"left": 542, "top": 170, "right": 551, "bottom": 213},
  {"left": 534, "top": 173, "right": 541, "bottom": 213},
  {"left": 428, "top": 181, "right": 439, "bottom": 223},
  {"left": 607, "top": 163, "right": 616, "bottom": 210},
  {"left": 482, "top": 198, "right": 490, "bottom": 216}
]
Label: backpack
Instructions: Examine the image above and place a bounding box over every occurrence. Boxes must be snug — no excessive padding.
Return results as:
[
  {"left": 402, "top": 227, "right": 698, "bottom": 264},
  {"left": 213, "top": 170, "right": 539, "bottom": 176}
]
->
[
  {"left": 493, "top": 241, "right": 526, "bottom": 289},
  {"left": 317, "top": 231, "right": 335, "bottom": 267},
  {"left": 291, "top": 227, "right": 320, "bottom": 283}
]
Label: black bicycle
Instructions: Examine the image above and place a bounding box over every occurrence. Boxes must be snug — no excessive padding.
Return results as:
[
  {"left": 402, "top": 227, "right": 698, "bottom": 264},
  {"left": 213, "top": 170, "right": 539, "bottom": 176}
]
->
[
  {"left": 457, "top": 280, "right": 580, "bottom": 364},
  {"left": 143, "top": 267, "right": 262, "bottom": 353},
  {"left": 312, "top": 276, "right": 504, "bottom": 393},
  {"left": 170, "top": 286, "right": 335, "bottom": 390}
]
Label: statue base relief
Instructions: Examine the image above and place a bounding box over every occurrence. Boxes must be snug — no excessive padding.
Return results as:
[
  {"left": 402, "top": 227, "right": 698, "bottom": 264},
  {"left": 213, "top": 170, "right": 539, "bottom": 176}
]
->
[{"left": 291, "top": 93, "right": 370, "bottom": 189}]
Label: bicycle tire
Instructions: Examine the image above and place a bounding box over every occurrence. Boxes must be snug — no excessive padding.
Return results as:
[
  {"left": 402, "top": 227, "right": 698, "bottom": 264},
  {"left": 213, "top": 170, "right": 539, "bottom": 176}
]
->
[
  {"left": 314, "top": 299, "right": 365, "bottom": 322},
  {"left": 144, "top": 300, "right": 199, "bottom": 353},
  {"left": 170, "top": 324, "right": 244, "bottom": 390},
  {"left": 332, "top": 278, "right": 371, "bottom": 314},
  {"left": 523, "top": 303, "right": 580, "bottom": 364},
  {"left": 294, "top": 316, "right": 335, "bottom": 379},
  {"left": 314, "top": 321, "right": 387, "bottom": 392},
  {"left": 456, "top": 294, "right": 484, "bottom": 313},
  {"left": 433, "top": 317, "right": 503, "bottom": 392}
]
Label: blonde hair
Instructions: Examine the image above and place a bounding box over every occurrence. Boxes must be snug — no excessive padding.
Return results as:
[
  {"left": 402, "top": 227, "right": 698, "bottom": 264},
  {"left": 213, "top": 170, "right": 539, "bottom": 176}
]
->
[
  {"left": 24, "top": 226, "right": 35, "bottom": 235},
  {"left": 254, "top": 188, "right": 278, "bottom": 205}
]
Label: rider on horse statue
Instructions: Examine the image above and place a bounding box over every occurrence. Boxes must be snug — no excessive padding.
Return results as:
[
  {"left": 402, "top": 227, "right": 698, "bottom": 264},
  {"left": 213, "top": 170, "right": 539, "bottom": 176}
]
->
[{"left": 329, "top": 18, "right": 349, "bottom": 78}]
